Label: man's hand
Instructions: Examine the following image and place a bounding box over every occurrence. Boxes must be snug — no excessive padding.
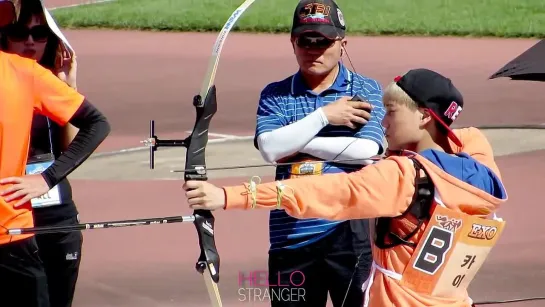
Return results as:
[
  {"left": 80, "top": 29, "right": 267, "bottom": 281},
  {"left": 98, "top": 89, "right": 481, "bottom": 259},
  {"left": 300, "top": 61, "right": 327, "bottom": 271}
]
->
[
  {"left": 322, "top": 96, "right": 373, "bottom": 129},
  {"left": 183, "top": 181, "right": 226, "bottom": 211},
  {"left": 0, "top": 174, "right": 51, "bottom": 207}
]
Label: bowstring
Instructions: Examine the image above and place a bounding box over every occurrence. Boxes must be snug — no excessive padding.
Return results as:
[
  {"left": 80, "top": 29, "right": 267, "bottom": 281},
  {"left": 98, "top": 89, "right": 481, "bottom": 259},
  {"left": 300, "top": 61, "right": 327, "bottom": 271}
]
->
[
  {"left": 327, "top": 2, "right": 381, "bottom": 306},
  {"left": 170, "top": 156, "right": 383, "bottom": 173},
  {"left": 337, "top": 47, "right": 370, "bottom": 307}
]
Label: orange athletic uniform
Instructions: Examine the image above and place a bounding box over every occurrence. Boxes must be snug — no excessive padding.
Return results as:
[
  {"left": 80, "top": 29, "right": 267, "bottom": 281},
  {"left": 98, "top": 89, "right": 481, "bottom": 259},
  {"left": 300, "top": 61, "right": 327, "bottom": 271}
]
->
[
  {"left": 0, "top": 51, "right": 84, "bottom": 244},
  {"left": 223, "top": 127, "right": 508, "bottom": 307}
]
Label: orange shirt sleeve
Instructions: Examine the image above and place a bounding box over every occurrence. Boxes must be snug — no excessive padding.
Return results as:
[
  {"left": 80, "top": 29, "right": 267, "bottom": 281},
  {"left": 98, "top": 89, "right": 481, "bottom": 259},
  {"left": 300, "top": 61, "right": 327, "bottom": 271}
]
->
[
  {"left": 224, "top": 156, "right": 417, "bottom": 220},
  {"left": 31, "top": 60, "right": 85, "bottom": 126}
]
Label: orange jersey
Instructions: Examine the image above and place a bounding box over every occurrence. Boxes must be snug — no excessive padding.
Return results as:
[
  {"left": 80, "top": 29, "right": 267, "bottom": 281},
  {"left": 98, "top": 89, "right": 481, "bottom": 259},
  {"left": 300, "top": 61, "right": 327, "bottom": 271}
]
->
[
  {"left": 223, "top": 127, "right": 507, "bottom": 306},
  {"left": 0, "top": 51, "right": 84, "bottom": 244}
]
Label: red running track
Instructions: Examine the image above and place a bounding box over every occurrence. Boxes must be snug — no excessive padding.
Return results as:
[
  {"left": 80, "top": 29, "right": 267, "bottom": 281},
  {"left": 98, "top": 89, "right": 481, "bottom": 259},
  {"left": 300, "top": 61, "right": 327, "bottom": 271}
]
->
[
  {"left": 27, "top": 3, "right": 545, "bottom": 304},
  {"left": 67, "top": 150, "right": 545, "bottom": 307},
  {"left": 50, "top": 30, "right": 545, "bottom": 153}
]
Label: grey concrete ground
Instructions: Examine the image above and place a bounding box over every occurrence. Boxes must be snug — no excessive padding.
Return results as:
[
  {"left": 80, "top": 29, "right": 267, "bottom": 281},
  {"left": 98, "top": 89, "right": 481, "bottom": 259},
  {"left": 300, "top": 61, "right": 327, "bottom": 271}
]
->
[{"left": 70, "top": 128, "right": 545, "bottom": 181}]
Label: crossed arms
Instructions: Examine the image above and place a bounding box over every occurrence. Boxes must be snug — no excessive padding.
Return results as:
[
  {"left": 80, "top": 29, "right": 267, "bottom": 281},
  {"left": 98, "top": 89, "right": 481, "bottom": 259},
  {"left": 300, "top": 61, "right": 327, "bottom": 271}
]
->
[{"left": 254, "top": 81, "right": 386, "bottom": 165}]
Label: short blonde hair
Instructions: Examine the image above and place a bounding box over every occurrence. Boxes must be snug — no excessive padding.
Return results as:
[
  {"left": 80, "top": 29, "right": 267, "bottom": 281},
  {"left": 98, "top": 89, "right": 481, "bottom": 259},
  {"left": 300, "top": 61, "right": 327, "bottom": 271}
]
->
[{"left": 383, "top": 82, "right": 418, "bottom": 110}]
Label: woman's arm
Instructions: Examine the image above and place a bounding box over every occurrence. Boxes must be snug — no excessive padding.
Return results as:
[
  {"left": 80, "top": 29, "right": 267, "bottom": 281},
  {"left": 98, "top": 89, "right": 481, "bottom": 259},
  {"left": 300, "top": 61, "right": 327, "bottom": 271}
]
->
[
  {"left": 32, "top": 61, "right": 110, "bottom": 188},
  {"left": 0, "top": 63, "right": 109, "bottom": 207},
  {"left": 42, "top": 100, "right": 110, "bottom": 188}
]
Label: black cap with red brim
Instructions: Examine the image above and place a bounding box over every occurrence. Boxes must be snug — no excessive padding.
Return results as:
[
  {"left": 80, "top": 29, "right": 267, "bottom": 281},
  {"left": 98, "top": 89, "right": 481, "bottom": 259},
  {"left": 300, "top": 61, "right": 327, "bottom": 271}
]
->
[{"left": 394, "top": 68, "right": 464, "bottom": 147}]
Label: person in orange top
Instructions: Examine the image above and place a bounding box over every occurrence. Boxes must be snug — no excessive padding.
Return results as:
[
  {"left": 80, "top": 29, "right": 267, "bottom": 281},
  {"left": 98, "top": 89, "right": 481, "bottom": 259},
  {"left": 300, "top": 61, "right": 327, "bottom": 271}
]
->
[
  {"left": 2, "top": 0, "right": 86, "bottom": 306},
  {"left": 183, "top": 68, "right": 508, "bottom": 307},
  {"left": 0, "top": 2, "right": 110, "bottom": 305}
]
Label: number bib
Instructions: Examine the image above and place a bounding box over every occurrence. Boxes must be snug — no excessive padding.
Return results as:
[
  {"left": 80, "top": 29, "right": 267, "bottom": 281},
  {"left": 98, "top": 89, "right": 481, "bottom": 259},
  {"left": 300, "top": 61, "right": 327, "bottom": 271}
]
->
[
  {"left": 25, "top": 154, "right": 62, "bottom": 208},
  {"left": 400, "top": 204, "right": 506, "bottom": 298}
]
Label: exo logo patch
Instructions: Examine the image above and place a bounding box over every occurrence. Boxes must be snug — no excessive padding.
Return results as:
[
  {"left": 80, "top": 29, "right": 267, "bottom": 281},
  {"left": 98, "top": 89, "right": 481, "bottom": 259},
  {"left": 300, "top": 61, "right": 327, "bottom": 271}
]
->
[{"left": 468, "top": 223, "right": 498, "bottom": 240}]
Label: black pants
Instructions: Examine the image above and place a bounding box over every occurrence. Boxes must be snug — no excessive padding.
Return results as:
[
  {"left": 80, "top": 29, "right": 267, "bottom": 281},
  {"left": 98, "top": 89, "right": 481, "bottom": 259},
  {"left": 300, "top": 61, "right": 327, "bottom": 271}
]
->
[
  {"left": 268, "top": 220, "right": 372, "bottom": 307},
  {"left": 34, "top": 215, "right": 83, "bottom": 307},
  {"left": 0, "top": 236, "right": 50, "bottom": 307}
]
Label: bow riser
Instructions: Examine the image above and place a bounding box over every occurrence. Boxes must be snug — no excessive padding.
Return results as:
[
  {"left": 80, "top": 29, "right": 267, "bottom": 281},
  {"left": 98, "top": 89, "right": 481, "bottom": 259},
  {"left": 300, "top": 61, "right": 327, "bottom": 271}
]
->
[
  {"left": 185, "top": 86, "right": 218, "bottom": 182},
  {"left": 145, "top": 85, "right": 221, "bottom": 306},
  {"left": 185, "top": 86, "right": 222, "bottom": 303}
]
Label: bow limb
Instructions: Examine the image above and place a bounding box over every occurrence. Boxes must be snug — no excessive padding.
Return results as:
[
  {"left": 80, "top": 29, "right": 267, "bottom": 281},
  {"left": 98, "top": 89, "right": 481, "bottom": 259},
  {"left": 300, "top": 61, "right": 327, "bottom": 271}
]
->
[{"left": 198, "top": 0, "right": 257, "bottom": 100}]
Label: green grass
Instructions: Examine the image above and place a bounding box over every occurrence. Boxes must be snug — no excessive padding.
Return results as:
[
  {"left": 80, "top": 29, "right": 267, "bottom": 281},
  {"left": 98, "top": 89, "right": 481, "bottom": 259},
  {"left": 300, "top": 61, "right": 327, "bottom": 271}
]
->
[{"left": 51, "top": 0, "right": 545, "bottom": 38}]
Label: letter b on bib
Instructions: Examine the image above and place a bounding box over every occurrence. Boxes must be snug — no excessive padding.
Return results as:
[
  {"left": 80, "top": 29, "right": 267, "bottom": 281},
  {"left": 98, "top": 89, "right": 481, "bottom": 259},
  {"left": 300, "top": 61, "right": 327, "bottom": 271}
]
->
[{"left": 414, "top": 226, "right": 453, "bottom": 275}]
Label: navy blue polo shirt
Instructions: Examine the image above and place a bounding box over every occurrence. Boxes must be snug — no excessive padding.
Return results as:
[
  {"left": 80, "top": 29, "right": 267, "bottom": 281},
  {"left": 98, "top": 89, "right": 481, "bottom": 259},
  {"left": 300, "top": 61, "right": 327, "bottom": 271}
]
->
[{"left": 255, "top": 63, "right": 386, "bottom": 251}]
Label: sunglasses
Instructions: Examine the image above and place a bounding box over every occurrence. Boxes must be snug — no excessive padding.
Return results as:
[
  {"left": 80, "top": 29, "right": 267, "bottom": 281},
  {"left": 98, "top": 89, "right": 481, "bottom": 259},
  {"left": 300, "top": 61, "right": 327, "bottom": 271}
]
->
[
  {"left": 4, "top": 24, "right": 50, "bottom": 42},
  {"left": 295, "top": 35, "right": 336, "bottom": 49}
]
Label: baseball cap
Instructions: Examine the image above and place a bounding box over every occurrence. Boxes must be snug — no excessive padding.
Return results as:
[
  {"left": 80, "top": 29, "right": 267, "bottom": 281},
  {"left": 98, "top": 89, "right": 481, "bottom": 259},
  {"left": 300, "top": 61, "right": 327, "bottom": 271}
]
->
[
  {"left": 0, "top": 0, "right": 15, "bottom": 28},
  {"left": 394, "top": 68, "right": 464, "bottom": 147},
  {"left": 291, "top": 0, "right": 346, "bottom": 40}
]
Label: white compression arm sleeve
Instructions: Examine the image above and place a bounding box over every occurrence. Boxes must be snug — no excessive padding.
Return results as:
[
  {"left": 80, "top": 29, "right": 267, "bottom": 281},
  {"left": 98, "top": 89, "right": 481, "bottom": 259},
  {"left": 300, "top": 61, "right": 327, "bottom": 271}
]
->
[
  {"left": 300, "top": 137, "right": 380, "bottom": 165},
  {"left": 256, "top": 108, "right": 329, "bottom": 163}
]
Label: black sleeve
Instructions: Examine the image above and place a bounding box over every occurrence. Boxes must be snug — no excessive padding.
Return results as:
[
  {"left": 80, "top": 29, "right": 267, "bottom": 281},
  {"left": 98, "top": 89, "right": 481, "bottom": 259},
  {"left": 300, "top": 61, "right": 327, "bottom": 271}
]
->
[{"left": 41, "top": 99, "right": 111, "bottom": 188}]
